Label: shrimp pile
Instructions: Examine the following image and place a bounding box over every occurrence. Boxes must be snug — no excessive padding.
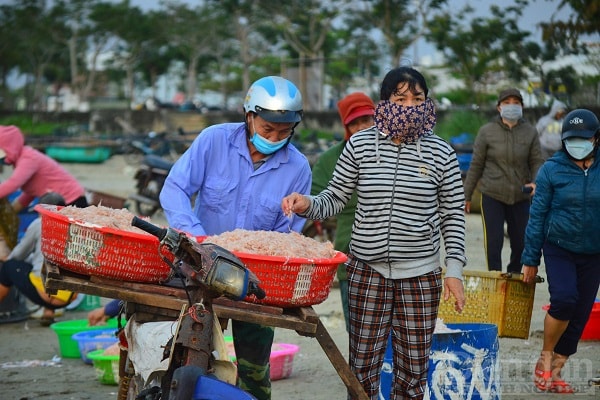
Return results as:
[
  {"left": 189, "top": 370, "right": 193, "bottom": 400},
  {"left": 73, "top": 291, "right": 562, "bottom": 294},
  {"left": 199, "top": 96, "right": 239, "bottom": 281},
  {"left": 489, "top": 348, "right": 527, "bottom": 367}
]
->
[
  {"left": 57, "top": 205, "right": 151, "bottom": 234},
  {"left": 205, "top": 229, "right": 336, "bottom": 259}
]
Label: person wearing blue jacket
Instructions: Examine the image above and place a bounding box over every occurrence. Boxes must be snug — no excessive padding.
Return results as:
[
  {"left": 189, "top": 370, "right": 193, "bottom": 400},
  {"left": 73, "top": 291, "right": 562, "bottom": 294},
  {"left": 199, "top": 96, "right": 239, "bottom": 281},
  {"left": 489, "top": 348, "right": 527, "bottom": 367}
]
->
[
  {"left": 159, "top": 76, "right": 310, "bottom": 400},
  {"left": 522, "top": 109, "right": 600, "bottom": 394}
]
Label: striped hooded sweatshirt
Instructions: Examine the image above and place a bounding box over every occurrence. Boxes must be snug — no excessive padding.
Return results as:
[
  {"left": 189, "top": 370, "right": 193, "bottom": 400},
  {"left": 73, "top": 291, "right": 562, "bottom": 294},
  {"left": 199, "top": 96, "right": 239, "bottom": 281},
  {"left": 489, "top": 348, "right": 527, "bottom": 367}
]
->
[{"left": 302, "top": 126, "right": 466, "bottom": 280}]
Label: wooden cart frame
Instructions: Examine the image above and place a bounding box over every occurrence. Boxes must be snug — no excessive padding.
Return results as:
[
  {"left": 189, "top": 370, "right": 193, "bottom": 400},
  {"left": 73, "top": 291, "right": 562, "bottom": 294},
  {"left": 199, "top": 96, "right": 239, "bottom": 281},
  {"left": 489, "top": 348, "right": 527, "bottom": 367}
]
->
[{"left": 43, "top": 261, "right": 368, "bottom": 400}]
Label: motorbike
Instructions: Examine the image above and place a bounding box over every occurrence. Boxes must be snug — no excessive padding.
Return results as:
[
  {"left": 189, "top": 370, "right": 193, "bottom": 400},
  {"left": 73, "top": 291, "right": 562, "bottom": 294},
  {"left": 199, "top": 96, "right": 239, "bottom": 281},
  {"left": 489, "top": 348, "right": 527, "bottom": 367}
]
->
[
  {"left": 123, "top": 217, "right": 266, "bottom": 400},
  {"left": 121, "top": 131, "right": 180, "bottom": 166},
  {"left": 129, "top": 154, "right": 174, "bottom": 217}
]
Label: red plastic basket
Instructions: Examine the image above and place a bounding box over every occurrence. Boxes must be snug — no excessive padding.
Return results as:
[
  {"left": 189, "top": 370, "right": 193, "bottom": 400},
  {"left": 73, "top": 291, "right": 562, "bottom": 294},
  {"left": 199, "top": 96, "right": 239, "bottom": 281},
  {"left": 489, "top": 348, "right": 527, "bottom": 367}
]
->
[
  {"left": 35, "top": 204, "right": 173, "bottom": 283},
  {"left": 233, "top": 251, "right": 347, "bottom": 307}
]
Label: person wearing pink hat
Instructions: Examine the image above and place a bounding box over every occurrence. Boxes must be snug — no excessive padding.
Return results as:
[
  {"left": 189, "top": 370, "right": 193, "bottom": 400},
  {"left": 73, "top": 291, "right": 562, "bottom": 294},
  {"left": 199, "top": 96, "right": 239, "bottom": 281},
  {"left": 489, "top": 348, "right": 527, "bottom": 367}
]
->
[
  {"left": 310, "top": 92, "right": 376, "bottom": 332},
  {"left": 0, "top": 125, "right": 88, "bottom": 212}
]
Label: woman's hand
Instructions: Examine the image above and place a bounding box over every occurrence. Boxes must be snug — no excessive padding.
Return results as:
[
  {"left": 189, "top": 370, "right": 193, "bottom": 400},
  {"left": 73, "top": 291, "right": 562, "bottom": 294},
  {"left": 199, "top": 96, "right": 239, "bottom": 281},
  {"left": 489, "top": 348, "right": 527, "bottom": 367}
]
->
[
  {"left": 281, "top": 192, "right": 310, "bottom": 216},
  {"left": 444, "top": 277, "right": 465, "bottom": 313},
  {"left": 464, "top": 201, "right": 471, "bottom": 213},
  {"left": 522, "top": 265, "right": 538, "bottom": 284}
]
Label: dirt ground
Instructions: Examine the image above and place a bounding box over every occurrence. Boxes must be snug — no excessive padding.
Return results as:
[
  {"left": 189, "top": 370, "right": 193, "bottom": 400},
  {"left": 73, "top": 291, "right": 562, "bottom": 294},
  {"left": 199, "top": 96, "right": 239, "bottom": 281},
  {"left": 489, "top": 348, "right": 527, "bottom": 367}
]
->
[{"left": 0, "top": 155, "right": 598, "bottom": 400}]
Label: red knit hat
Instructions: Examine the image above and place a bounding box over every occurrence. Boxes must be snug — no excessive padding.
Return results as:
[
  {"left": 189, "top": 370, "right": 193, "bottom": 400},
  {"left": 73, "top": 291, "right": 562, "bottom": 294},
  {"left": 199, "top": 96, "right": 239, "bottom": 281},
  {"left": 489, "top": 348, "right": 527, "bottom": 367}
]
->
[{"left": 337, "top": 92, "right": 375, "bottom": 139}]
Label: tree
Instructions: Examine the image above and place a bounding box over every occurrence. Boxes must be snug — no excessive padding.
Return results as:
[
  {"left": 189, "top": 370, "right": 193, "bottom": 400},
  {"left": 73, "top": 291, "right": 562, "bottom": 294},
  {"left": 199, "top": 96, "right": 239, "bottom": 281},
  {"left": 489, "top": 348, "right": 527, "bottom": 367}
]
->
[
  {"left": 11, "top": 0, "right": 69, "bottom": 110},
  {"left": 93, "top": 1, "right": 161, "bottom": 105},
  {"left": 426, "top": 1, "right": 538, "bottom": 104},
  {"left": 540, "top": 0, "right": 600, "bottom": 52},
  {"left": 0, "top": 4, "right": 23, "bottom": 108},
  {"left": 49, "top": 0, "right": 115, "bottom": 105},
  {"left": 325, "top": 24, "right": 382, "bottom": 100},
  {"left": 161, "top": 1, "right": 223, "bottom": 101},
  {"left": 350, "top": 0, "right": 447, "bottom": 68},
  {"left": 263, "top": 0, "right": 348, "bottom": 110}
]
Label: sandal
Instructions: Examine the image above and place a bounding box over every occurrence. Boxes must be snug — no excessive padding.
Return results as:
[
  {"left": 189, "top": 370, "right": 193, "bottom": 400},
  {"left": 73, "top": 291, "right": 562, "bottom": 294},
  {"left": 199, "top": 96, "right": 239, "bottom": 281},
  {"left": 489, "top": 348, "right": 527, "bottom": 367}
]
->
[
  {"left": 534, "top": 368, "right": 552, "bottom": 391},
  {"left": 550, "top": 379, "right": 575, "bottom": 394}
]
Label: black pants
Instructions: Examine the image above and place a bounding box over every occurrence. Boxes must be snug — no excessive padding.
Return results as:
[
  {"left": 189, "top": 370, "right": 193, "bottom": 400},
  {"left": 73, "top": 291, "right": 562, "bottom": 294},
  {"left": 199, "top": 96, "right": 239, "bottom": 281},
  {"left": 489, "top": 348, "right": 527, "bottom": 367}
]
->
[
  {"left": 0, "top": 260, "right": 53, "bottom": 308},
  {"left": 544, "top": 242, "right": 600, "bottom": 356},
  {"left": 480, "top": 194, "right": 530, "bottom": 273}
]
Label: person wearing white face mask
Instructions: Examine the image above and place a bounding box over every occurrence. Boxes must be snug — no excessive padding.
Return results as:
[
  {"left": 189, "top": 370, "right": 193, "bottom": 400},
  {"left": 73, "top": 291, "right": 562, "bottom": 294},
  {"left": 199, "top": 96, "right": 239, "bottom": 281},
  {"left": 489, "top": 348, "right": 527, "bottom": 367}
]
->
[
  {"left": 463, "top": 88, "right": 544, "bottom": 273},
  {"left": 522, "top": 109, "right": 600, "bottom": 394}
]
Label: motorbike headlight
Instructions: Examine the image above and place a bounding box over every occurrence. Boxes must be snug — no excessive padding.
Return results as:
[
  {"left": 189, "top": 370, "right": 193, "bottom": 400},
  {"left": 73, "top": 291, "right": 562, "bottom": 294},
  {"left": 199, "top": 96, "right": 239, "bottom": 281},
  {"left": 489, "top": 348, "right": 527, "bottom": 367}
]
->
[{"left": 205, "top": 257, "right": 249, "bottom": 300}]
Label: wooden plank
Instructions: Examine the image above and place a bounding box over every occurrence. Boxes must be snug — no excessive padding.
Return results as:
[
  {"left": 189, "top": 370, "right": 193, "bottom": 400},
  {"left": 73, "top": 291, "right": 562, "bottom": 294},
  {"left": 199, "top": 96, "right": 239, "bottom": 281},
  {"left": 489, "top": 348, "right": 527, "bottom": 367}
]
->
[
  {"left": 214, "top": 297, "right": 283, "bottom": 316},
  {"left": 213, "top": 305, "right": 316, "bottom": 334},
  {"left": 314, "top": 320, "right": 369, "bottom": 400}
]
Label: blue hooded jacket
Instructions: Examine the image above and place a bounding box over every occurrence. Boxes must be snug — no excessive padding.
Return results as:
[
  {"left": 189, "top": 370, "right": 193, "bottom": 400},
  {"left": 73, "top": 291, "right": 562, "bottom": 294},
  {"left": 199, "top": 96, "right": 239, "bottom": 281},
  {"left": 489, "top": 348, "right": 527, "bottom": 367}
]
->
[{"left": 522, "top": 149, "right": 600, "bottom": 266}]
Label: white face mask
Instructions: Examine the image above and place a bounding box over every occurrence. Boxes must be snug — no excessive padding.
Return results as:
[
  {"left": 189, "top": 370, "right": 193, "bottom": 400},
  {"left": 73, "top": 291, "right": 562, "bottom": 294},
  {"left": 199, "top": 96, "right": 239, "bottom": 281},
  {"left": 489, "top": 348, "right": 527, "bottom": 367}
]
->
[
  {"left": 564, "top": 137, "right": 595, "bottom": 160},
  {"left": 500, "top": 104, "right": 523, "bottom": 121}
]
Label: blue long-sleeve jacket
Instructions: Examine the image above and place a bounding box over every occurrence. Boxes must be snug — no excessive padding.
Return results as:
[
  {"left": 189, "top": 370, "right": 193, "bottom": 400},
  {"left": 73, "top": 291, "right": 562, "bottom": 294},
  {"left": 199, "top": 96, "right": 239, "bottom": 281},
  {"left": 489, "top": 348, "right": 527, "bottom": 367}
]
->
[
  {"left": 522, "top": 149, "right": 600, "bottom": 266},
  {"left": 159, "top": 122, "right": 311, "bottom": 236}
]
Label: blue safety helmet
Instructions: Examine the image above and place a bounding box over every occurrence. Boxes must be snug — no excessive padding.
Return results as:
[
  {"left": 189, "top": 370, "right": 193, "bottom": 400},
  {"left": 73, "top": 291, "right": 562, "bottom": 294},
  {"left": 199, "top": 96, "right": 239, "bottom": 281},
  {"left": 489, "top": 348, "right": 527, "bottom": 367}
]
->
[{"left": 243, "top": 76, "right": 303, "bottom": 123}]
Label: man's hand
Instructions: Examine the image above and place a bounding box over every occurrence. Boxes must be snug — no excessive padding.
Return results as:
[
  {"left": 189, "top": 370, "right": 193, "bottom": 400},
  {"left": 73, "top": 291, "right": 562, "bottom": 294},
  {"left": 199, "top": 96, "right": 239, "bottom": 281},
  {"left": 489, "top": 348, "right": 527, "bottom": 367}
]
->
[
  {"left": 444, "top": 277, "right": 465, "bottom": 313},
  {"left": 87, "top": 307, "right": 108, "bottom": 326}
]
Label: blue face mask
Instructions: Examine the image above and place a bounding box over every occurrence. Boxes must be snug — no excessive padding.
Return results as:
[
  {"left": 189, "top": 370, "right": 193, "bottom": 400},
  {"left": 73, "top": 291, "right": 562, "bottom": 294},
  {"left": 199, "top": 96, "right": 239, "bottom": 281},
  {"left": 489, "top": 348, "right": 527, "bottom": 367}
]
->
[
  {"left": 564, "top": 137, "right": 595, "bottom": 160},
  {"left": 500, "top": 104, "right": 523, "bottom": 121},
  {"left": 250, "top": 132, "right": 288, "bottom": 155},
  {"left": 249, "top": 116, "right": 291, "bottom": 155}
]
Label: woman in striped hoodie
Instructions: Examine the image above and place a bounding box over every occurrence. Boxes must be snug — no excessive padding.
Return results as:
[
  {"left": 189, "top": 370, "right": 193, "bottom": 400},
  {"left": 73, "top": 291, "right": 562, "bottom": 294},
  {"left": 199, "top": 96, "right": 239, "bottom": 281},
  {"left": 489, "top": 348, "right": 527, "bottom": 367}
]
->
[{"left": 282, "top": 67, "right": 466, "bottom": 400}]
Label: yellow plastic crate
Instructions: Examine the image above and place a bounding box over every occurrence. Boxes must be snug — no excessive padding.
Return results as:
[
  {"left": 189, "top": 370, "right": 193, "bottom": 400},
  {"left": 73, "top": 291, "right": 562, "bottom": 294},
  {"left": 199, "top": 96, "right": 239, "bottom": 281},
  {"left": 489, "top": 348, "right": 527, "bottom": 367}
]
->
[{"left": 438, "top": 270, "right": 537, "bottom": 339}]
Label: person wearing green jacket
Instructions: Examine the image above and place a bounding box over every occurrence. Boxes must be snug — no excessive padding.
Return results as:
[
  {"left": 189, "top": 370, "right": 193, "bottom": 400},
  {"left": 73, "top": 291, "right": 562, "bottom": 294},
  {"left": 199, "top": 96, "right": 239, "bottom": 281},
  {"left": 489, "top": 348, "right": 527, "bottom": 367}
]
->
[
  {"left": 310, "top": 92, "right": 375, "bottom": 332},
  {"left": 463, "top": 88, "right": 544, "bottom": 273}
]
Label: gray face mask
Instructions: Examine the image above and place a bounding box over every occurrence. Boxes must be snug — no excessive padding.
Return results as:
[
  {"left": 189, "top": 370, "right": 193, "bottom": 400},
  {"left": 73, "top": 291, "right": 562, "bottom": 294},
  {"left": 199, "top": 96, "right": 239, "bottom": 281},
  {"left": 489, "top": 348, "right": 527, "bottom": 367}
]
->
[{"left": 500, "top": 104, "right": 523, "bottom": 121}]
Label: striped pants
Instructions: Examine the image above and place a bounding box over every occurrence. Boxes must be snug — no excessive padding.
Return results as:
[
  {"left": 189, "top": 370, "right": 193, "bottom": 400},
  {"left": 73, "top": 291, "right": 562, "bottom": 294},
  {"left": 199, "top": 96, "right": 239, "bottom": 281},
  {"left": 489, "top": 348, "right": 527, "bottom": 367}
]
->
[{"left": 346, "top": 256, "right": 442, "bottom": 400}]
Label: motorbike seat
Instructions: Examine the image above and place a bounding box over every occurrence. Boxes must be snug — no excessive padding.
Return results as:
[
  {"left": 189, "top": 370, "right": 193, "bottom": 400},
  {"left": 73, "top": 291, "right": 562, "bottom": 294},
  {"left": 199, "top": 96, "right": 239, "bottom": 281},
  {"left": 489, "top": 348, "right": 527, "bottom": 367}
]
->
[{"left": 144, "top": 154, "right": 174, "bottom": 171}]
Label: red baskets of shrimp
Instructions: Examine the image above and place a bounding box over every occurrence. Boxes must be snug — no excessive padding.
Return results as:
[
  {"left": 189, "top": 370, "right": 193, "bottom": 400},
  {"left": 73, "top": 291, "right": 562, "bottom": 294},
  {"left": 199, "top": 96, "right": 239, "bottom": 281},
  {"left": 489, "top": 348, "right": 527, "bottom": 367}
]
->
[
  {"left": 232, "top": 251, "right": 347, "bottom": 308},
  {"left": 200, "top": 230, "right": 347, "bottom": 307},
  {"left": 35, "top": 204, "right": 173, "bottom": 283}
]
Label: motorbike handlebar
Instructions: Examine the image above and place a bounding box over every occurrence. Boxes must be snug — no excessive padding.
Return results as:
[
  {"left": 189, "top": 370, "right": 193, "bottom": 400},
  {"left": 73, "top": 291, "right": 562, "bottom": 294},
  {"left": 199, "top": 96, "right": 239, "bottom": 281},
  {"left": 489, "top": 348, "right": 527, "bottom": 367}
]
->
[
  {"left": 248, "top": 282, "right": 266, "bottom": 300},
  {"left": 132, "top": 216, "right": 168, "bottom": 240}
]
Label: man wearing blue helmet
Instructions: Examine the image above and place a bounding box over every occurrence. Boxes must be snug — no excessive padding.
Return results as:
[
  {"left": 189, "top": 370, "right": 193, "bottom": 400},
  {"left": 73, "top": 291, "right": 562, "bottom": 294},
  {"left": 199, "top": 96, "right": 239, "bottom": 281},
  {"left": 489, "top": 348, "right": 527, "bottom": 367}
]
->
[{"left": 160, "top": 76, "right": 311, "bottom": 399}]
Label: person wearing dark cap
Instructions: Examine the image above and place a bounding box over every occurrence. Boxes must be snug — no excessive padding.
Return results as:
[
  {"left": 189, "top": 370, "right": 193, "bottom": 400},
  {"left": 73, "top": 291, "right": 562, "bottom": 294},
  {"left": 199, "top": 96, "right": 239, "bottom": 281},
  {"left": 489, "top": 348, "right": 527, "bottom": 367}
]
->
[
  {"left": 463, "top": 88, "right": 544, "bottom": 273},
  {"left": 522, "top": 109, "right": 600, "bottom": 393},
  {"left": 310, "top": 92, "right": 375, "bottom": 332},
  {"left": 0, "top": 192, "right": 77, "bottom": 325}
]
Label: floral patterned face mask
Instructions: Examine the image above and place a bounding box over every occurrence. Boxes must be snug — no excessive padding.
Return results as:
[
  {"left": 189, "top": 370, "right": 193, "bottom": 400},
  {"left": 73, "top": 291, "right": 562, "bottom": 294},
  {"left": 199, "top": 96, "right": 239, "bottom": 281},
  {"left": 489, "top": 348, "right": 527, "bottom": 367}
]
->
[{"left": 375, "top": 97, "right": 436, "bottom": 144}]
